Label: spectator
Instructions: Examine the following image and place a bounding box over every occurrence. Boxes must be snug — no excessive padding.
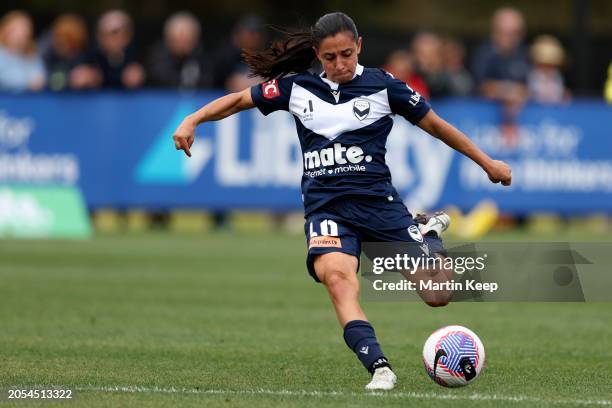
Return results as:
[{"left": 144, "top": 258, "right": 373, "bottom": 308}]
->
[
  {"left": 0, "top": 10, "right": 45, "bottom": 92},
  {"left": 93, "top": 10, "right": 145, "bottom": 89},
  {"left": 210, "top": 15, "right": 266, "bottom": 229},
  {"left": 383, "top": 49, "right": 429, "bottom": 98},
  {"left": 528, "top": 35, "right": 570, "bottom": 104},
  {"left": 148, "top": 12, "right": 213, "bottom": 89},
  {"left": 213, "top": 15, "right": 265, "bottom": 91},
  {"left": 472, "top": 7, "right": 529, "bottom": 134},
  {"left": 42, "top": 14, "right": 101, "bottom": 91},
  {"left": 411, "top": 32, "right": 452, "bottom": 98},
  {"left": 440, "top": 36, "right": 473, "bottom": 96}
]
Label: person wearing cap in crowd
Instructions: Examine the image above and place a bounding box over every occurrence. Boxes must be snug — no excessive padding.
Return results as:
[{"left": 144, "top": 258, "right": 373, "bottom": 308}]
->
[{"left": 527, "top": 35, "right": 570, "bottom": 105}]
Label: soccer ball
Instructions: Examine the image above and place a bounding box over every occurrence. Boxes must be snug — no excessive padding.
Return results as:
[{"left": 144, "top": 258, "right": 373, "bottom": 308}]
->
[{"left": 422, "top": 325, "right": 485, "bottom": 387}]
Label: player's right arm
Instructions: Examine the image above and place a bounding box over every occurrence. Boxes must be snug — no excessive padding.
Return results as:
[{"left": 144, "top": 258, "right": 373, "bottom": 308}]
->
[
  {"left": 173, "top": 77, "right": 292, "bottom": 158},
  {"left": 173, "top": 88, "right": 254, "bottom": 157}
]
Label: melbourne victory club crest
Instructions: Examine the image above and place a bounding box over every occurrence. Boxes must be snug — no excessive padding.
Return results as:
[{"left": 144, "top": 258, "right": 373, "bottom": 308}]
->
[{"left": 353, "top": 99, "right": 370, "bottom": 120}]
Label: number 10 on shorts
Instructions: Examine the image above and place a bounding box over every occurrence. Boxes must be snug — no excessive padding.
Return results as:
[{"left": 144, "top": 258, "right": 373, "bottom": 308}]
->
[{"left": 309, "top": 219, "right": 339, "bottom": 237}]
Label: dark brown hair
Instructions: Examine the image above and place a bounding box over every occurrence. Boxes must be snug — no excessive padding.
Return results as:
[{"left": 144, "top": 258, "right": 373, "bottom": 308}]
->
[{"left": 243, "top": 12, "right": 358, "bottom": 80}]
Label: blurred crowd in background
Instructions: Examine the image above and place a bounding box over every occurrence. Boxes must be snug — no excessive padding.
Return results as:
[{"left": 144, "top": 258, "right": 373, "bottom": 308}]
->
[
  {"left": 1, "top": 6, "right": 609, "bottom": 233},
  {"left": 0, "top": 9, "right": 264, "bottom": 94},
  {"left": 2, "top": 6, "right": 611, "bottom": 108}
]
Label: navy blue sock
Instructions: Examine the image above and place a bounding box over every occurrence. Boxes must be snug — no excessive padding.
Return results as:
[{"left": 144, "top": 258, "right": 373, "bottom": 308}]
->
[{"left": 343, "top": 320, "right": 391, "bottom": 374}]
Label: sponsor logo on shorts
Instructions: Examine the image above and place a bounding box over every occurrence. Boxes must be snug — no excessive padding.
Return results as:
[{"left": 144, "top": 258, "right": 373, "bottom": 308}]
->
[{"left": 309, "top": 236, "right": 342, "bottom": 249}]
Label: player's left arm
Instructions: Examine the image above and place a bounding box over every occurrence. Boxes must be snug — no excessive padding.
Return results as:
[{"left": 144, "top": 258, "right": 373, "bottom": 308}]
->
[
  {"left": 383, "top": 70, "right": 511, "bottom": 186},
  {"left": 417, "top": 110, "right": 512, "bottom": 186}
]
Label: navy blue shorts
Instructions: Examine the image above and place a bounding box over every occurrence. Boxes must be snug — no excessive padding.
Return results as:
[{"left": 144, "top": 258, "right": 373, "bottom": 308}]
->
[{"left": 304, "top": 195, "right": 445, "bottom": 283}]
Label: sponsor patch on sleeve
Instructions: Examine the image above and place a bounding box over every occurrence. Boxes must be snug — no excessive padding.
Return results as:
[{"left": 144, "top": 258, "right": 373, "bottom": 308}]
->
[
  {"left": 262, "top": 79, "right": 280, "bottom": 99},
  {"left": 309, "top": 236, "right": 342, "bottom": 249}
]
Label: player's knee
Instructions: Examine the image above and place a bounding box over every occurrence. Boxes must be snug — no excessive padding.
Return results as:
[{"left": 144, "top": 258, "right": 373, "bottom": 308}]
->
[
  {"left": 425, "top": 290, "right": 451, "bottom": 307},
  {"left": 425, "top": 299, "right": 449, "bottom": 308},
  {"left": 324, "top": 270, "right": 358, "bottom": 301},
  {"left": 325, "top": 270, "right": 356, "bottom": 290}
]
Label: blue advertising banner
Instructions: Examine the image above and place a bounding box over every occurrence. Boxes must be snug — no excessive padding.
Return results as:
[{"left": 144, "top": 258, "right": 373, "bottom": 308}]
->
[{"left": 0, "top": 91, "right": 611, "bottom": 213}]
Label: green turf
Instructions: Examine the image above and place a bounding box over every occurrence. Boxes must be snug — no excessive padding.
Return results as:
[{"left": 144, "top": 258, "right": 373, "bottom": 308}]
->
[{"left": 1, "top": 230, "right": 611, "bottom": 407}]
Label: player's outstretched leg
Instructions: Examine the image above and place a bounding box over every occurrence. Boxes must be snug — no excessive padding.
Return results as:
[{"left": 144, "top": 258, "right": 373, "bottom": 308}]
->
[{"left": 314, "top": 252, "right": 397, "bottom": 390}]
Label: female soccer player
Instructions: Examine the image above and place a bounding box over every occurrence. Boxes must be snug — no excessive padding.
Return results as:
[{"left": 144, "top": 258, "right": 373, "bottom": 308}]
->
[{"left": 172, "top": 12, "right": 511, "bottom": 390}]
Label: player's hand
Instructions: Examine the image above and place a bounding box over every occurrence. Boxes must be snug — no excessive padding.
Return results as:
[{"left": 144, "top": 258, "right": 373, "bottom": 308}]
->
[
  {"left": 173, "top": 116, "right": 196, "bottom": 157},
  {"left": 485, "top": 160, "right": 512, "bottom": 186}
]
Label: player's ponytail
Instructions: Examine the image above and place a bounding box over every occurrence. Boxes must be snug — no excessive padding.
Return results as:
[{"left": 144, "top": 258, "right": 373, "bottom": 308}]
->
[{"left": 243, "top": 12, "right": 359, "bottom": 80}]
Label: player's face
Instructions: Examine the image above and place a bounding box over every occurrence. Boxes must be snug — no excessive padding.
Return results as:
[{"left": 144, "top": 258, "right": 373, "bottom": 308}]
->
[{"left": 315, "top": 31, "right": 362, "bottom": 84}]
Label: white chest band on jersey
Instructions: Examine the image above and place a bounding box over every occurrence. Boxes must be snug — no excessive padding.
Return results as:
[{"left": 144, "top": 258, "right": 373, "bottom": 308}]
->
[{"left": 288, "top": 83, "right": 393, "bottom": 141}]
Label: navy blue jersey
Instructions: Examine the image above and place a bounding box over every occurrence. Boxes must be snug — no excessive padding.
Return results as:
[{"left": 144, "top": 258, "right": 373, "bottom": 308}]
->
[{"left": 250, "top": 64, "right": 431, "bottom": 215}]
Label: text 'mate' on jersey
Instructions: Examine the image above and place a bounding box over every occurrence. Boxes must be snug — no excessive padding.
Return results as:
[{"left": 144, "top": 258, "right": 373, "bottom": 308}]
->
[{"left": 250, "top": 64, "right": 431, "bottom": 215}]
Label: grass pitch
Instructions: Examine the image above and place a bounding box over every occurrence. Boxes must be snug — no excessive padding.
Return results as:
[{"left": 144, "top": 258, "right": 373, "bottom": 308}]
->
[{"left": 1, "top": 230, "right": 612, "bottom": 407}]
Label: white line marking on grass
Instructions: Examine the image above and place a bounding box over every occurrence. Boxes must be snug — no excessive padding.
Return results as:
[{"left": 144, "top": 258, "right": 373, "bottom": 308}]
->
[{"left": 70, "top": 385, "right": 612, "bottom": 406}]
